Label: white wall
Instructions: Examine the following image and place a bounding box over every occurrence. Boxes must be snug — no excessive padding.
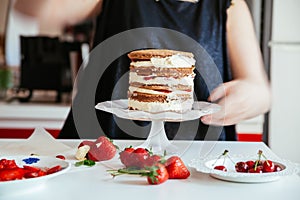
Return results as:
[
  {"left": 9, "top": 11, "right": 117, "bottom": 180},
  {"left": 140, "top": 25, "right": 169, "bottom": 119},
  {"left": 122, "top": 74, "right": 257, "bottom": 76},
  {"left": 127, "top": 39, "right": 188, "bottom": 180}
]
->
[
  {"left": 269, "top": 0, "right": 300, "bottom": 163},
  {"left": 5, "top": 8, "right": 39, "bottom": 67}
]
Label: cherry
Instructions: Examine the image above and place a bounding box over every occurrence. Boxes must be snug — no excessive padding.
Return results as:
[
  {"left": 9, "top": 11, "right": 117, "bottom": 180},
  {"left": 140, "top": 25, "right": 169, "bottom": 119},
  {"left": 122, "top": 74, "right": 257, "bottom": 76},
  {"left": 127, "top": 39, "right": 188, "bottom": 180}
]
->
[
  {"left": 246, "top": 160, "right": 255, "bottom": 169},
  {"left": 254, "top": 160, "right": 263, "bottom": 166},
  {"left": 235, "top": 161, "right": 248, "bottom": 173},
  {"left": 212, "top": 150, "right": 233, "bottom": 172},
  {"left": 248, "top": 165, "right": 263, "bottom": 173},
  {"left": 262, "top": 160, "right": 275, "bottom": 172},
  {"left": 214, "top": 165, "right": 227, "bottom": 172}
]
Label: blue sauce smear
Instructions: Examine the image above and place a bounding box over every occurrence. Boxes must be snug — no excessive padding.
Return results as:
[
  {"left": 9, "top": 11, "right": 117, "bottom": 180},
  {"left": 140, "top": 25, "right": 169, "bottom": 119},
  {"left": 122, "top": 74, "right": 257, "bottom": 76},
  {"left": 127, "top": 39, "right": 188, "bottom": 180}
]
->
[{"left": 22, "top": 157, "right": 40, "bottom": 164}]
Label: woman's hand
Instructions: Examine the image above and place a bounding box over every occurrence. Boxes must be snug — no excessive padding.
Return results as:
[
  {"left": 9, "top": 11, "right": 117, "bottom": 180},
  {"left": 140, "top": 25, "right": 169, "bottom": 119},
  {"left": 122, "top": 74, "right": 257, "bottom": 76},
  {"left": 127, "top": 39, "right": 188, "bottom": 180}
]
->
[{"left": 201, "top": 79, "right": 271, "bottom": 126}]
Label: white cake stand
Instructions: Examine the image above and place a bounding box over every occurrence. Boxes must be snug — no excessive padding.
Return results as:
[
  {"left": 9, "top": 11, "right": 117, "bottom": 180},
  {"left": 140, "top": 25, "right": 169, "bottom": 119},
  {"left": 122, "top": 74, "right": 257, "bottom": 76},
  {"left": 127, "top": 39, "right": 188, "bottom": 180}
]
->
[{"left": 95, "top": 99, "right": 220, "bottom": 154}]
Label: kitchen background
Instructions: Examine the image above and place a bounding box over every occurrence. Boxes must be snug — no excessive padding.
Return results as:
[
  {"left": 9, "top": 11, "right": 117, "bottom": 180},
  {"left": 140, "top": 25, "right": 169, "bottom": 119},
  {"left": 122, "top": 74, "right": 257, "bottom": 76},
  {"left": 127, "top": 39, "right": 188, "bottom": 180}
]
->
[{"left": 0, "top": 0, "right": 299, "bottom": 163}]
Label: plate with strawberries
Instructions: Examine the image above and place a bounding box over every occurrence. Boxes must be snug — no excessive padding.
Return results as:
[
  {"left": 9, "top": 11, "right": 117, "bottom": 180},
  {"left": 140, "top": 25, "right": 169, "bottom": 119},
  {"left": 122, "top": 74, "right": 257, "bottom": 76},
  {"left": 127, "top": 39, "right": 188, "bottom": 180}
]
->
[
  {"left": 0, "top": 155, "right": 71, "bottom": 196},
  {"left": 189, "top": 150, "right": 299, "bottom": 183}
]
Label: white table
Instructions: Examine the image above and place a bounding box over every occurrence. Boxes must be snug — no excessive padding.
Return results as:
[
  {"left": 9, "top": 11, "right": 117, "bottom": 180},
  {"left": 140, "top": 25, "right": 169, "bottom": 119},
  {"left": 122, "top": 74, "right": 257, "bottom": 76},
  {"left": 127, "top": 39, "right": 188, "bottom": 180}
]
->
[{"left": 0, "top": 140, "right": 299, "bottom": 200}]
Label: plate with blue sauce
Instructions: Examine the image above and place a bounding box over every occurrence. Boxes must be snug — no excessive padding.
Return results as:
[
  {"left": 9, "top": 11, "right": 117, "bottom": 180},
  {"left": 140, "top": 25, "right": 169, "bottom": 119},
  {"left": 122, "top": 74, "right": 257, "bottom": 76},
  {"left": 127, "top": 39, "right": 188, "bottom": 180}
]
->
[{"left": 0, "top": 155, "right": 71, "bottom": 196}]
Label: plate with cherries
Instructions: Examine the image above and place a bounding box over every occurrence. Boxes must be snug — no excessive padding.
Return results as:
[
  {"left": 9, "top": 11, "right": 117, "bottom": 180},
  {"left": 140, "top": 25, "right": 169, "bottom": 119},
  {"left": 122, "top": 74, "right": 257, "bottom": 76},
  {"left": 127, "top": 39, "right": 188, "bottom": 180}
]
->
[{"left": 189, "top": 150, "right": 299, "bottom": 183}]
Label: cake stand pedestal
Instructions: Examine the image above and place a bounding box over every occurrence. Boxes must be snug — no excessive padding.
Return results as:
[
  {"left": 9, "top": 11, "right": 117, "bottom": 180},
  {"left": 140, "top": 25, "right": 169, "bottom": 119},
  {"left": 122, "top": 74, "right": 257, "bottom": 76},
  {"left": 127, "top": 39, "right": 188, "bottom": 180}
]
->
[
  {"left": 95, "top": 99, "right": 220, "bottom": 155},
  {"left": 138, "top": 120, "right": 177, "bottom": 154}
]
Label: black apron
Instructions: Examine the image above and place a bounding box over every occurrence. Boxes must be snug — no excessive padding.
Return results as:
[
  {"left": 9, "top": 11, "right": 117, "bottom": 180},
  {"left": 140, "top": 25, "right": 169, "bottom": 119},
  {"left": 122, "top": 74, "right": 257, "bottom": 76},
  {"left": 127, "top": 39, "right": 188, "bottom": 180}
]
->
[{"left": 59, "top": 0, "right": 236, "bottom": 141}]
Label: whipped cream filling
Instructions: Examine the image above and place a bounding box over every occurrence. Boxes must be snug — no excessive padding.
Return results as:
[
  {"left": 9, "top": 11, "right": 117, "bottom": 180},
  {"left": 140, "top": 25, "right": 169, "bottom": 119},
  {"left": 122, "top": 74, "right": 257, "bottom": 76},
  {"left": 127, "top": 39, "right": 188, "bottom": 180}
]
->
[
  {"left": 130, "top": 54, "right": 195, "bottom": 68},
  {"left": 129, "top": 72, "right": 194, "bottom": 86},
  {"left": 128, "top": 86, "right": 193, "bottom": 96},
  {"left": 128, "top": 99, "right": 194, "bottom": 113}
]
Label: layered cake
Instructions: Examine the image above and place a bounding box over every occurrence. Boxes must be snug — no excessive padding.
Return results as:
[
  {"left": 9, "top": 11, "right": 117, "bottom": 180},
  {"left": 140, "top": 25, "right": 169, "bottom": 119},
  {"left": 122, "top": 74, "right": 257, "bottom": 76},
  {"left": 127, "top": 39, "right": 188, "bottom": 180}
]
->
[{"left": 127, "top": 49, "right": 196, "bottom": 113}]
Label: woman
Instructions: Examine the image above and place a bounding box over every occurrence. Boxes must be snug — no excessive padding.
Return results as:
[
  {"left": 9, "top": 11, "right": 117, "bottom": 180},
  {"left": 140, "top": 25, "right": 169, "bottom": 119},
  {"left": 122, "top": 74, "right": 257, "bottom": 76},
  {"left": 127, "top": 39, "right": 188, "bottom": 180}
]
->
[{"left": 15, "top": 0, "right": 271, "bottom": 140}]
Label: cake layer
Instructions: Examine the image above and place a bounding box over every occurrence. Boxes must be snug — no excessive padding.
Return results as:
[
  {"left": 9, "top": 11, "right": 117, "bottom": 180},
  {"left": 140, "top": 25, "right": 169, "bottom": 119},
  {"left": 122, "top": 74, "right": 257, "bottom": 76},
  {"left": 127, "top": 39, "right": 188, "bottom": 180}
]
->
[
  {"left": 129, "top": 83, "right": 192, "bottom": 92},
  {"left": 130, "top": 66, "right": 195, "bottom": 77},
  {"left": 128, "top": 49, "right": 194, "bottom": 61},
  {"left": 130, "top": 55, "right": 195, "bottom": 68},
  {"left": 129, "top": 72, "right": 194, "bottom": 86},
  {"left": 128, "top": 86, "right": 193, "bottom": 97}
]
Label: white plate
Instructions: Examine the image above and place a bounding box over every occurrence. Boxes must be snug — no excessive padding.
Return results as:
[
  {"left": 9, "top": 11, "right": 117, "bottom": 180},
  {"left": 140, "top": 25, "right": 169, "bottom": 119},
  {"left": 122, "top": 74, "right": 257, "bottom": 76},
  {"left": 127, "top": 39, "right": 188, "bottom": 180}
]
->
[
  {"left": 0, "top": 155, "right": 71, "bottom": 196},
  {"left": 189, "top": 155, "right": 299, "bottom": 183},
  {"left": 95, "top": 99, "right": 220, "bottom": 122}
]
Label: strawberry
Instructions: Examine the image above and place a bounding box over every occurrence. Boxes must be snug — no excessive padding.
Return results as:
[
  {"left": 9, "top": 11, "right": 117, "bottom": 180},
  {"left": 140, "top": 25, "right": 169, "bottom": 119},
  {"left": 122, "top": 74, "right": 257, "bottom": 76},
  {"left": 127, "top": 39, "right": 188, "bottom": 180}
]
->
[
  {"left": 0, "top": 159, "right": 18, "bottom": 169},
  {"left": 145, "top": 155, "right": 162, "bottom": 167},
  {"left": 165, "top": 156, "right": 190, "bottom": 179},
  {"left": 146, "top": 164, "right": 169, "bottom": 185},
  {"left": 0, "top": 168, "right": 25, "bottom": 181},
  {"left": 108, "top": 163, "right": 169, "bottom": 185},
  {"left": 23, "top": 166, "right": 47, "bottom": 178},
  {"left": 129, "top": 148, "right": 150, "bottom": 168},
  {"left": 119, "top": 146, "right": 135, "bottom": 167},
  {"left": 46, "top": 165, "right": 62, "bottom": 175},
  {"left": 23, "top": 165, "right": 40, "bottom": 173},
  {"left": 88, "top": 136, "right": 117, "bottom": 161},
  {"left": 55, "top": 155, "right": 66, "bottom": 160}
]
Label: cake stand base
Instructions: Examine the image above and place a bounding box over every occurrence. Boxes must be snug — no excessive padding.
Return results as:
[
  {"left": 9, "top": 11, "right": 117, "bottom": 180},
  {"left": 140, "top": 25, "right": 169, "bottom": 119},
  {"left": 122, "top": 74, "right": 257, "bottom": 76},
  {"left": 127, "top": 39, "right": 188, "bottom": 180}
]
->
[{"left": 137, "top": 120, "right": 178, "bottom": 155}]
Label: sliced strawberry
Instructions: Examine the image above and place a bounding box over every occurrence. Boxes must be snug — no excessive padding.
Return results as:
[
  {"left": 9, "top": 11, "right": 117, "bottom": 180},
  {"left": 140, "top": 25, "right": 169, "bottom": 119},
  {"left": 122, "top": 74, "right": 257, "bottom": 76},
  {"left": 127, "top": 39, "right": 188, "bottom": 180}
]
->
[
  {"left": 46, "top": 165, "right": 62, "bottom": 175},
  {"left": 88, "top": 136, "right": 117, "bottom": 162},
  {"left": 24, "top": 171, "right": 40, "bottom": 178},
  {"left": 0, "top": 168, "right": 24, "bottom": 181},
  {"left": 165, "top": 156, "right": 190, "bottom": 179},
  {"left": 55, "top": 155, "right": 66, "bottom": 160},
  {"left": 0, "top": 159, "right": 18, "bottom": 169},
  {"left": 23, "top": 165, "right": 46, "bottom": 178},
  {"left": 23, "top": 165, "right": 41, "bottom": 173}
]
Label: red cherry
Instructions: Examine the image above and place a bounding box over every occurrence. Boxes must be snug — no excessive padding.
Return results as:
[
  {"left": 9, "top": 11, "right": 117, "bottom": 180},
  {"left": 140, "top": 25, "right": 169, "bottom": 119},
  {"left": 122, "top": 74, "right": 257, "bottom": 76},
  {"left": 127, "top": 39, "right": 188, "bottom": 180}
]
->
[
  {"left": 245, "top": 160, "right": 255, "bottom": 169},
  {"left": 262, "top": 160, "right": 275, "bottom": 173},
  {"left": 248, "top": 166, "right": 263, "bottom": 173},
  {"left": 214, "top": 165, "right": 227, "bottom": 172},
  {"left": 235, "top": 161, "right": 248, "bottom": 173}
]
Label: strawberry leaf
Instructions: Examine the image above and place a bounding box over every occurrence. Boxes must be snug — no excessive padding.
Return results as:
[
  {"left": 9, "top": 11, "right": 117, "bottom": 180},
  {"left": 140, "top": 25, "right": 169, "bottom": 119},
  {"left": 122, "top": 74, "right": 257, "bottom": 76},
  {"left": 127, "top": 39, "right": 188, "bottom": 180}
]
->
[{"left": 75, "top": 159, "right": 96, "bottom": 167}]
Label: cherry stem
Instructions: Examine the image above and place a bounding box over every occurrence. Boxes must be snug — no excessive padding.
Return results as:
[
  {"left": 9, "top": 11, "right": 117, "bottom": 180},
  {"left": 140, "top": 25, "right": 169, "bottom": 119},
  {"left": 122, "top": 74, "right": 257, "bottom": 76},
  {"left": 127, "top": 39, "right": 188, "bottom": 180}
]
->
[
  {"left": 261, "top": 153, "right": 270, "bottom": 166},
  {"left": 222, "top": 150, "right": 229, "bottom": 156},
  {"left": 254, "top": 150, "right": 263, "bottom": 170},
  {"left": 212, "top": 150, "right": 229, "bottom": 167}
]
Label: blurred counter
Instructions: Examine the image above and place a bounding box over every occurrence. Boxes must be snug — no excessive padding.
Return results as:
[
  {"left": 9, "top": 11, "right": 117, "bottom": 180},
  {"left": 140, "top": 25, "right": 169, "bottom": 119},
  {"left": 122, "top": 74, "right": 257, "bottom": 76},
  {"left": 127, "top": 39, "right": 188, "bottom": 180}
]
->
[{"left": 0, "top": 101, "right": 70, "bottom": 138}]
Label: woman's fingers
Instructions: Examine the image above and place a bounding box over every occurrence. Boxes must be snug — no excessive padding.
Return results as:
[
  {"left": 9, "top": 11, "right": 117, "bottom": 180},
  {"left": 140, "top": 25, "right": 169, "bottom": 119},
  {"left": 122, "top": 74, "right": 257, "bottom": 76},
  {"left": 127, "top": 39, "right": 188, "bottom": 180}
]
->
[
  {"left": 207, "top": 84, "right": 226, "bottom": 102},
  {"left": 202, "top": 80, "right": 253, "bottom": 126},
  {"left": 208, "top": 81, "right": 236, "bottom": 102}
]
